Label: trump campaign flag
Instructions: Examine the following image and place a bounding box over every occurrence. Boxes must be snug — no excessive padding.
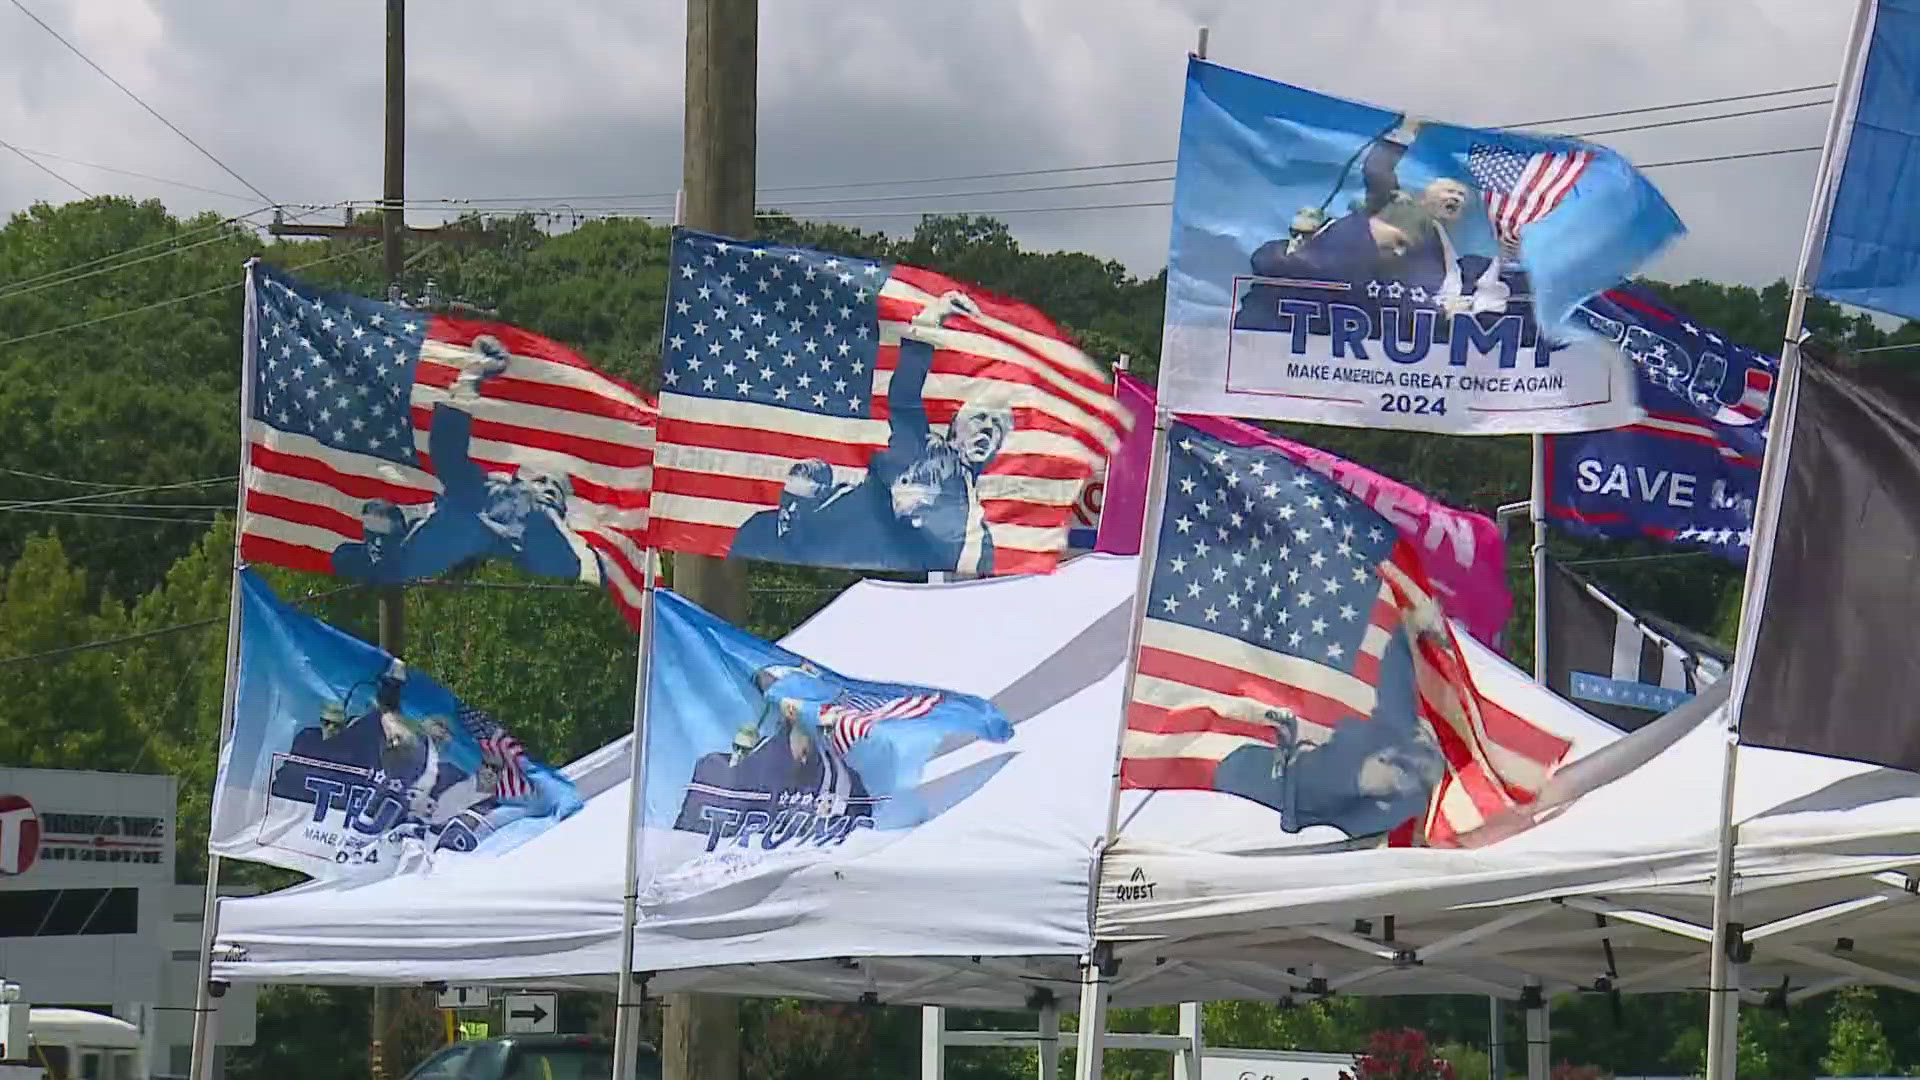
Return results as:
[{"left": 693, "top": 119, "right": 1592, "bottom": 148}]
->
[
  {"left": 1815, "top": 0, "right": 1920, "bottom": 320},
  {"left": 1095, "top": 373, "right": 1511, "bottom": 646},
  {"left": 648, "top": 229, "right": 1129, "bottom": 576},
  {"left": 1159, "top": 58, "right": 1683, "bottom": 435},
  {"left": 209, "top": 570, "right": 581, "bottom": 880},
  {"left": 1118, "top": 423, "right": 1570, "bottom": 846},
  {"left": 1544, "top": 286, "right": 1775, "bottom": 561},
  {"left": 238, "top": 262, "right": 656, "bottom": 626},
  {"left": 636, "top": 588, "right": 1012, "bottom": 913}
]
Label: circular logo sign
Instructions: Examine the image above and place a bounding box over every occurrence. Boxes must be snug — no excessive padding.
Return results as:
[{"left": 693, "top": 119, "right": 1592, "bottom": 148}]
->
[{"left": 0, "top": 793, "right": 42, "bottom": 876}]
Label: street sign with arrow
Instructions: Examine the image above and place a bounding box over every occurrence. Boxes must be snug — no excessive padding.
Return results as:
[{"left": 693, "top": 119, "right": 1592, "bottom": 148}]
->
[{"left": 502, "top": 992, "right": 557, "bottom": 1035}]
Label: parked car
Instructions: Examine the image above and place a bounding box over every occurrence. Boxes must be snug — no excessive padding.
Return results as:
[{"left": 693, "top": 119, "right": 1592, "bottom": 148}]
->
[{"left": 402, "top": 1035, "right": 660, "bottom": 1080}]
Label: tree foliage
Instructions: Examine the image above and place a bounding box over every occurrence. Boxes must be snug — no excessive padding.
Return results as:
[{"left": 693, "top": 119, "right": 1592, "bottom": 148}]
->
[{"left": 7, "top": 195, "right": 1920, "bottom": 1080}]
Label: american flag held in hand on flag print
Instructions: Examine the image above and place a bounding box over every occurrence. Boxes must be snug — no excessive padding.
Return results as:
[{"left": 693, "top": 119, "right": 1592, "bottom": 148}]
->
[
  {"left": 1119, "top": 423, "right": 1571, "bottom": 846},
  {"left": 1466, "top": 143, "right": 1593, "bottom": 255},
  {"left": 238, "top": 262, "right": 656, "bottom": 628},
  {"left": 648, "top": 229, "right": 1130, "bottom": 577},
  {"left": 457, "top": 704, "right": 531, "bottom": 800}
]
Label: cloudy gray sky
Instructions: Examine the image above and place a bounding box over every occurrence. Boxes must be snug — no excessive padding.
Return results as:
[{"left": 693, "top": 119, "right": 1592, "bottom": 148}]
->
[{"left": 0, "top": 0, "right": 1852, "bottom": 288}]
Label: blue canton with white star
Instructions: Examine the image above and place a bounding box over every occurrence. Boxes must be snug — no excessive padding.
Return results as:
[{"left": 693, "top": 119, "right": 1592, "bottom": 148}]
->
[
  {"left": 662, "top": 229, "right": 889, "bottom": 416},
  {"left": 1147, "top": 423, "right": 1397, "bottom": 673},
  {"left": 251, "top": 263, "right": 425, "bottom": 465}
]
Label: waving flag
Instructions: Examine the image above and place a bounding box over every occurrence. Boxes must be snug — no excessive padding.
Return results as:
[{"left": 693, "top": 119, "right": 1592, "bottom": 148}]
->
[
  {"left": 1814, "top": 0, "right": 1920, "bottom": 321},
  {"left": 209, "top": 570, "right": 580, "bottom": 881},
  {"left": 1544, "top": 285, "right": 1775, "bottom": 561},
  {"left": 1119, "top": 423, "right": 1570, "bottom": 846},
  {"left": 238, "top": 262, "right": 656, "bottom": 626},
  {"left": 1159, "top": 58, "right": 1682, "bottom": 434},
  {"left": 648, "top": 229, "right": 1129, "bottom": 576},
  {"left": 637, "top": 588, "right": 1012, "bottom": 910},
  {"left": 1095, "top": 373, "right": 1512, "bottom": 647}
]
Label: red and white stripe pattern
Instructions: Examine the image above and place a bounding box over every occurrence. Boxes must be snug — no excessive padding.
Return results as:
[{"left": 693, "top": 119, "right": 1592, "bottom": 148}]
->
[
  {"left": 649, "top": 231, "right": 1129, "bottom": 575},
  {"left": 1118, "top": 423, "right": 1570, "bottom": 847},
  {"left": 1714, "top": 367, "right": 1774, "bottom": 427},
  {"left": 459, "top": 705, "right": 531, "bottom": 800},
  {"left": 1467, "top": 144, "right": 1593, "bottom": 251},
  {"left": 819, "top": 691, "right": 942, "bottom": 757},
  {"left": 238, "top": 264, "right": 655, "bottom": 628}
]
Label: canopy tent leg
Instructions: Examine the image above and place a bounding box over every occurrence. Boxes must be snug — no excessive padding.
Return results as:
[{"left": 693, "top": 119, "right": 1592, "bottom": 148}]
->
[
  {"left": 921, "top": 1006, "right": 946, "bottom": 1080},
  {"left": 1522, "top": 979, "right": 1550, "bottom": 1080},
  {"left": 1038, "top": 1000, "right": 1061, "bottom": 1080},
  {"left": 1174, "top": 1002, "right": 1202, "bottom": 1080},
  {"left": 1488, "top": 996, "right": 1505, "bottom": 1080},
  {"left": 1073, "top": 950, "right": 1113, "bottom": 1080}
]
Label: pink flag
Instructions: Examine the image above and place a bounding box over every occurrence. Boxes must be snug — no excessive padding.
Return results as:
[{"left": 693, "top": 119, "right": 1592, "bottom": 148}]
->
[{"left": 1094, "top": 374, "right": 1513, "bottom": 648}]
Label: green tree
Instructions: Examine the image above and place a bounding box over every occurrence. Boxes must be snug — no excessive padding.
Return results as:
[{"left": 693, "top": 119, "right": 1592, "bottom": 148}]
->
[{"left": 1822, "top": 988, "right": 1896, "bottom": 1077}]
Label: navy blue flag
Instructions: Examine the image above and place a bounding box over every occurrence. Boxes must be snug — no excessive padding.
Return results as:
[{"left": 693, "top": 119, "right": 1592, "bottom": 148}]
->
[
  {"left": 208, "top": 570, "right": 581, "bottom": 880},
  {"left": 1815, "top": 0, "right": 1920, "bottom": 320},
  {"left": 1543, "top": 286, "right": 1776, "bottom": 561}
]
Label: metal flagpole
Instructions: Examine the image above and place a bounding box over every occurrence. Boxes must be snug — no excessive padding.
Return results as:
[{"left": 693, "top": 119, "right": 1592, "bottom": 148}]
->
[
  {"left": 188, "top": 260, "right": 263, "bottom": 1080},
  {"left": 1074, "top": 406, "right": 1170, "bottom": 1080},
  {"left": 1529, "top": 436, "right": 1548, "bottom": 683},
  {"left": 1703, "top": 2, "right": 1877, "bottom": 1075},
  {"left": 612, "top": 552, "right": 661, "bottom": 1080}
]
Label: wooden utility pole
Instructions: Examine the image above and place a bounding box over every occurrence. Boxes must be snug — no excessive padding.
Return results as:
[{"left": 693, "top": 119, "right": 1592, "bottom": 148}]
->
[
  {"left": 370, "top": 5, "right": 406, "bottom": 1080},
  {"left": 661, "top": 4, "right": 756, "bottom": 1080}
]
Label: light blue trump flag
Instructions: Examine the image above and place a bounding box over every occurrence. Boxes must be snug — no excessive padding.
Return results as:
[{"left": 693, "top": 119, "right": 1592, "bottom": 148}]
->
[
  {"left": 208, "top": 570, "right": 580, "bottom": 880},
  {"left": 1815, "top": 0, "right": 1920, "bottom": 320},
  {"left": 1161, "top": 58, "right": 1684, "bottom": 435},
  {"left": 640, "top": 588, "right": 1013, "bottom": 874}
]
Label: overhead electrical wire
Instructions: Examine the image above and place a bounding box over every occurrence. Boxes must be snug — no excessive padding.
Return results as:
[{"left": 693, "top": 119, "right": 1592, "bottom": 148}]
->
[
  {"left": 405, "top": 81, "right": 1837, "bottom": 210},
  {"left": 0, "top": 207, "right": 278, "bottom": 298},
  {"left": 0, "top": 241, "right": 373, "bottom": 349},
  {"left": 0, "top": 222, "right": 270, "bottom": 302},
  {"left": 2, "top": 145, "right": 256, "bottom": 201},
  {"left": 1, "top": 135, "right": 92, "bottom": 198},
  {"left": 7, "top": 0, "right": 277, "bottom": 206}
]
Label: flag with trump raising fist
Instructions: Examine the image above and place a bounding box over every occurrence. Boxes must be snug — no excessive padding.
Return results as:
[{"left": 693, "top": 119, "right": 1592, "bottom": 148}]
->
[
  {"left": 238, "top": 262, "right": 656, "bottom": 627},
  {"left": 648, "top": 228, "right": 1130, "bottom": 577}
]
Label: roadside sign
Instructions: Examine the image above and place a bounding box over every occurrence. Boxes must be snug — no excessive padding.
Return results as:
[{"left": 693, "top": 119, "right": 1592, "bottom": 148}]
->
[
  {"left": 438, "top": 985, "right": 490, "bottom": 1010},
  {"left": 502, "top": 992, "right": 557, "bottom": 1035}
]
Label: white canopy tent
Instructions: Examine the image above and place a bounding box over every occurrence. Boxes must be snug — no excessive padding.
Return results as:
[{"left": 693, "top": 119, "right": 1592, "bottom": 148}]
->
[{"left": 209, "top": 555, "right": 1920, "bottom": 1017}]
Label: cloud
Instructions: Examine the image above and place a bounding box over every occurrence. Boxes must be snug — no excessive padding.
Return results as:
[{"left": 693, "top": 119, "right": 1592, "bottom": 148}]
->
[{"left": 0, "top": 0, "right": 1859, "bottom": 293}]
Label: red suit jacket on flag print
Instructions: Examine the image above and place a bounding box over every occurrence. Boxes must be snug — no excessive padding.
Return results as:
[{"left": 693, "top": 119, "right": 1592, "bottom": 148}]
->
[
  {"left": 239, "top": 262, "right": 656, "bottom": 628},
  {"left": 1119, "top": 422, "right": 1570, "bottom": 847},
  {"left": 648, "top": 229, "right": 1129, "bottom": 577}
]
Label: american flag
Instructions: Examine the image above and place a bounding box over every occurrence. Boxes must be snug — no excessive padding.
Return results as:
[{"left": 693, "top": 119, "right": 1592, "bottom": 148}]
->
[
  {"left": 648, "top": 229, "right": 1128, "bottom": 575},
  {"left": 1467, "top": 143, "right": 1593, "bottom": 252},
  {"left": 239, "top": 262, "right": 656, "bottom": 628},
  {"left": 819, "top": 690, "right": 942, "bottom": 757},
  {"left": 1119, "top": 424, "right": 1571, "bottom": 846},
  {"left": 457, "top": 704, "right": 531, "bottom": 800}
]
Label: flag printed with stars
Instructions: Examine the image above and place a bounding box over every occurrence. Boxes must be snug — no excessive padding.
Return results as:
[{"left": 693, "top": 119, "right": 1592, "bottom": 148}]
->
[
  {"left": 239, "top": 262, "right": 656, "bottom": 627},
  {"left": 1544, "top": 285, "right": 1775, "bottom": 563},
  {"left": 649, "top": 228, "right": 1129, "bottom": 576},
  {"left": 1119, "top": 423, "right": 1571, "bottom": 846}
]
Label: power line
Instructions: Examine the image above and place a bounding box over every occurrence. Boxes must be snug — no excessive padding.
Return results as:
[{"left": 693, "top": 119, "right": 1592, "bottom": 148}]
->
[
  {"left": 0, "top": 222, "right": 269, "bottom": 302},
  {"left": 0, "top": 209, "right": 276, "bottom": 298},
  {"left": 0, "top": 476, "right": 237, "bottom": 514},
  {"left": 0, "top": 583, "right": 356, "bottom": 669},
  {"left": 1498, "top": 82, "right": 1833, "bottom": 131},
  {"left": 757, "top": 173, "right": 1170, "bottom": 210},
  {"left": 0, "top": 241, "right": 371, "bottom": 349},
  {"left": 6, "top": 0, "right": 277, "bottom": 206},
  {"left": 0, "top": 507, "right": 221, "bottom": 525},
  {"left": 410, "top": 82, "right": 1841, "bottom": 209},
  {"left": 0, "top": 465, "right": 153, "bottom": 488},
  {"left": 1571, "top": 98, "right": 1830, "bottom": 140},
  {"left": 1636, "top": 145, "right": 1822, "bottom": 170},
  {"left": 2, "top": 145, "right": 255, "bottom": 201},
  {"left": 0, "top": 135, "right": 91, "bottom": 198}
]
